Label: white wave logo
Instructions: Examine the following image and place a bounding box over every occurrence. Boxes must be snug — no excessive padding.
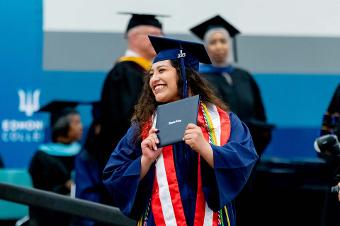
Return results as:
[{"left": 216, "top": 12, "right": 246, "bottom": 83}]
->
[{"left": 18, "top": 89, "right": 41, "bottom": 117}]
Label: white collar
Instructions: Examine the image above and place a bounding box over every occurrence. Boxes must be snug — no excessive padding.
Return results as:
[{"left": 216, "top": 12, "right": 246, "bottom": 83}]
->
[{"left": 124, "top": 49, "right": 141, "bottom": 57}]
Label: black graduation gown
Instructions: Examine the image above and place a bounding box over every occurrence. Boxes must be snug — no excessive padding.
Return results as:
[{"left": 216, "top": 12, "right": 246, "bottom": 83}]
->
[
  {"left": 29, "top": 151, "right": 75, "bottom": 193},
  {"left": 200, "top": 66, "right": 271, "bottom": 155},
  {"left": 321, "top": 84, "right": 340, "bottom": 138},
  {"left": 319, "top": 84, "right": 340, "bottom": 226},
  {"left": 0, "top": 155, "right": 4, "bottom": 168},
  {"left": 99, "top": 61, "right": 146, "bottom": 166},
  {"left": 200, "top": 65, "right": 271, "bottom": 226},
  {"left": 29, "top": 151, "right": 76, "bottom": 226}
]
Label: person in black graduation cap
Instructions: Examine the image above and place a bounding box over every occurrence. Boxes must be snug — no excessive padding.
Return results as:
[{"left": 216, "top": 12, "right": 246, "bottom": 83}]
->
[
  {"left": 316, "top": 84, "right": 340, "bottom": 226},
  {"left": 98, "top": 13, "right": 165, "bottom": 169},
  {"left": 190, "top": 15, "right": 273, "bottom": 156},
  {"left": 103, "top": 36, "right": 258, "bottom": 226},
  {"left": 28, "top": 100, "right": 83, "bottom": 226}
]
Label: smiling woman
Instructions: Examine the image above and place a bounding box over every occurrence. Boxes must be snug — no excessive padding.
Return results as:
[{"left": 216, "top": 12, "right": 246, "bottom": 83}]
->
[
  {"left": 149, "top": 60, "right": 180, "bottom": 103},
  {"left": 103, "top": 36, "right": 258, "bottom": 226}
]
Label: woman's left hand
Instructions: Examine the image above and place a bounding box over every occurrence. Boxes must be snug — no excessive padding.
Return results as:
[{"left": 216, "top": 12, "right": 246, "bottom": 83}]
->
[
  {"left": 183, "top": 123, "right": 214, "bottom": 167},
  {"left": 183, "top": 123, "right": 210, "bottom": 154}
]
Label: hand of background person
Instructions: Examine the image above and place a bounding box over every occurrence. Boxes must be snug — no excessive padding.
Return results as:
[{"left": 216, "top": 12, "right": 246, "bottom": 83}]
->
[{"left": 65, "top": 179, "right": 74, "bottom": 191}]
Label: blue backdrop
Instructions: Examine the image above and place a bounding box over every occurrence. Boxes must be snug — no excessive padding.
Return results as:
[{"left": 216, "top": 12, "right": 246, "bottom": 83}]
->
[
  {"left": 0, "top": 0, "right": 339, "bottom": 168},
  {"left": 0, "top": 0, "right": 105, "bottom": 167}
]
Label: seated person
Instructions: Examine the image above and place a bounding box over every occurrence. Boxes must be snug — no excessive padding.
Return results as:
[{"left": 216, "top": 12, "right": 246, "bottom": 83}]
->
[
  {"left": 317, "top": 84, "right": 340, "bottom": 226},
  {"left": 322, "top": 84, "right": 340, "bottom": 203},
  {"left": 29, "top": 100, "right": 83, "bottom": 226}
]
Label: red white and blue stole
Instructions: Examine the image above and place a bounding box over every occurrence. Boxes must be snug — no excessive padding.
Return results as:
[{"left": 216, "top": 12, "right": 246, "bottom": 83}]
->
[{"left": 143, "top": 102, "right": 231, "bottom": 226}]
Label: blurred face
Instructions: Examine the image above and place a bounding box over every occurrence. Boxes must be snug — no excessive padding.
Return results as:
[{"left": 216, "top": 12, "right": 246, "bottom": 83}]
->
[
  {"left": 149, "top": 60, "right": 181, "bottom": 103},
  {"left": 206, "top": 31, "right": 229, "bottom": 65},
  {"left": 129, "top": 25, "right": 163, "bottom": 60},
  {"left": 67, "top": 114, "right": 83, "bottom": 141}
]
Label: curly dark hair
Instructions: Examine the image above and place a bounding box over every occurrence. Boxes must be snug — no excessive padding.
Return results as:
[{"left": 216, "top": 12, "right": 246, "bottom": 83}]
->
[{"left": 132, "top": 59, "right": 228, "bottom": 135}]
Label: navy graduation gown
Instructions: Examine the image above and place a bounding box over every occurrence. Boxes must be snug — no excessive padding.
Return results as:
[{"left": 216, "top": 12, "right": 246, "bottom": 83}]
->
[
  {"left": 74, "top": 150, "right": 112, "bottom": 226},
  {"left": 103, "top": 112, "right": 258, "bottom": 226}
]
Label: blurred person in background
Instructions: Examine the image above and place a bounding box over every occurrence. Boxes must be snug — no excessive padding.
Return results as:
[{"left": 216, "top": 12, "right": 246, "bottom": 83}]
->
[
  {"left": 98, "top": 13, "right": 164, "bottom": 169},
  {"left": 190, "top": 15, "right": 273, "bottom": 226},
  {"left": 190, "top": 15, "right": 272, "bottom": 156},
  {"left": 73, "top": 102, "right": 112, "bottom": 226},
  {"left": 338, "top": 182, "right": 340, "bottom": 202},
  {"left": 317, "top": 84, "right": 340, "bottom": 226},
  {"left": 0, "top": 154, "right": 4, "bottom": 168},
  {"left": 28, "top": 101, "right": 83, "bottom": 226}
]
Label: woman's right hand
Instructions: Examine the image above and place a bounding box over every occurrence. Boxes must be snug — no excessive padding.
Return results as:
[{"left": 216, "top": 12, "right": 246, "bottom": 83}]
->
[{"left": 140, "top": 128, "right": 162, "bottom": 179}]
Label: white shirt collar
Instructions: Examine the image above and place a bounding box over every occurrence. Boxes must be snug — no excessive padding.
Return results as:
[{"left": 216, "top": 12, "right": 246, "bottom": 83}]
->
[{"left": 124, "top": 49, "right": 141, "bottom": 57}]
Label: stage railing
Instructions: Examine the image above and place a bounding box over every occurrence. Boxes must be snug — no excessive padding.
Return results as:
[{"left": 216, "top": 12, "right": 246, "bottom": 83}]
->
[{"left": 0, "top": 182, "right": 136, "bottom": 226}]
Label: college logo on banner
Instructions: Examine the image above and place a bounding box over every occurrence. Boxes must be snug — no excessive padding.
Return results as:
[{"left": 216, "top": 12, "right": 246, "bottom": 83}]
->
[
  {"left": 1, "top": 89, "right": 45, "bottom": 143},
  {"left": 18, "top": 89, "right": 40, "bottom": 117}
]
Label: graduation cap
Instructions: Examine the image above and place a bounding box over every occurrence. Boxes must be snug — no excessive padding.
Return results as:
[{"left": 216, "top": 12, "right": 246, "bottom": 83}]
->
[
  {"left": 38, "top": 100, "right": 80, "bottom": 127},
  {"left": 148, "top": 35, "right": 211, "bottom": 98},
  {"left": 190, "top": 15, "right": 241, "bottom": 62},
  {"left": 119, "top": 12, "right": 166, "bottom": 34}
]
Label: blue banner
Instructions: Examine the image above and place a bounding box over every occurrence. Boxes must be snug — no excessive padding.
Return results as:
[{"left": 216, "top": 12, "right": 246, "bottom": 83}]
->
[{"left": 0, "top": 0, "right": 339, "bottom": 167}]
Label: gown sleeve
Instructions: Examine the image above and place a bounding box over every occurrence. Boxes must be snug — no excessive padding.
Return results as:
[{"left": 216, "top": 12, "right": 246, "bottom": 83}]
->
[
  {"left": 75, "top": 150, "right": 102, "bottom": 203},
  {"left": 326, "top": 84, "right": 340, "bottom": 114},
  {"left": 321, "top": 84, "right": 340, "bottom": 136},
  {"left": 248, "top": 73, "right": 267, "bottom": 122},
  {"left": 102, "top": 124, "right": 154, "bottom": 219},
  {"left": 201, "top": 112, "right": 258, "bottom": 211},
  {"left": 247, "top": 72, "right": 273, "bottom": 154},
  {"left": 74, "top": 151, "right": 105, "bottom": 226},
  {"left": 0, "top": 155, "right": 4, "bottom": 168},
  {"left": 99, "top": 63, "right": 145, "bottom": 155}
]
